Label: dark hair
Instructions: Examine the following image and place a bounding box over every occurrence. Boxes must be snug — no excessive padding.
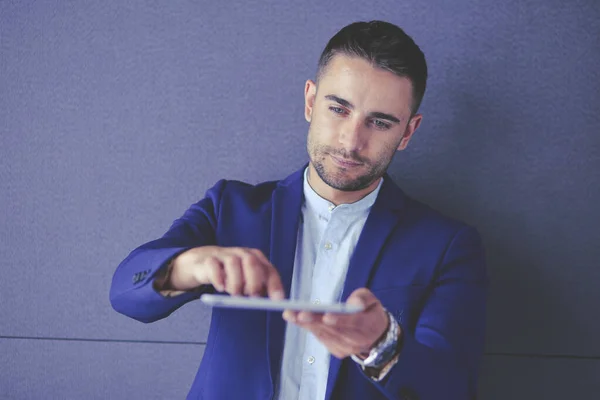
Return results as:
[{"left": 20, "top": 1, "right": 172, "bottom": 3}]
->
[{"left": 316, "top": 20, "right": 428, "bottom": 115}]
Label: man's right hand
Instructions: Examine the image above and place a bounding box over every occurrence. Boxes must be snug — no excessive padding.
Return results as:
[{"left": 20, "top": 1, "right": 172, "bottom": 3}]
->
[{"left": 162, "top": 246, "right": 285, "bottom": 300}]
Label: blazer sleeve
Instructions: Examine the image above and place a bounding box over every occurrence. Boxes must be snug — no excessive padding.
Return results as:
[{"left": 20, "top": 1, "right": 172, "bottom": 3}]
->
[
  {"left": 109, "top": 179, "right": 227, "bottom": 323},
  {"left": 362, "top": 226, "right": 489, "bottom": 400}
]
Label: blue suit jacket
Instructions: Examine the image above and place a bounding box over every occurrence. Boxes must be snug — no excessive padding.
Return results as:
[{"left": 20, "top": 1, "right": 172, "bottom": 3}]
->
[{"left": 110, "top": 166, "right": 488, "bottom": 400}]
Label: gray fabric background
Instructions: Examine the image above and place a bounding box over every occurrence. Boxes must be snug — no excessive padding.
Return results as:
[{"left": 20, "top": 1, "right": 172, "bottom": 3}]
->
[{"left": 1, "top": 0, "right": 599, "bottom": 398}]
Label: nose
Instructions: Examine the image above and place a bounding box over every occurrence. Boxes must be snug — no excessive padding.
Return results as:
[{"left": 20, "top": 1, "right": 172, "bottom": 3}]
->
[{"left": 338, "top": 119, "right": 364, "bottom": 152}]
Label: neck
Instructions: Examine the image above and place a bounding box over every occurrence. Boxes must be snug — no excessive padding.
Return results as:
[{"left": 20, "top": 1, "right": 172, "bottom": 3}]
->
[{"left": 307, "top": 163, "right": 381, "bottom": 206}]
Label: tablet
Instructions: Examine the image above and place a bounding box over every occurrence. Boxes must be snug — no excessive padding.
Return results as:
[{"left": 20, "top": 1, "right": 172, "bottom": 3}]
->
[{"left": 200, "top": 294, "right": 364, "bottom": 314}]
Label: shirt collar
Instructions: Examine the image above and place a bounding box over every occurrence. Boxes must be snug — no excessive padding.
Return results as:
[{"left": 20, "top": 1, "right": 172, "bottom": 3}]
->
[{"left": 302, "top": 167, "right": 383, "bottom": 217}]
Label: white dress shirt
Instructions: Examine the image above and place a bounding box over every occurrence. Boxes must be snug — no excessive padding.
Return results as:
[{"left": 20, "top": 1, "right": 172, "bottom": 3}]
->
[{"left": 277, "top": 167, "right": 383, "bottom": 400}]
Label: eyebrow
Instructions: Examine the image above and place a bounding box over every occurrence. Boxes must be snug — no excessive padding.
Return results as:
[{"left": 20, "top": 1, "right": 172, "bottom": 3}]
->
[{"left": 324, "top": 94, "right": 402, "bottom": 124}]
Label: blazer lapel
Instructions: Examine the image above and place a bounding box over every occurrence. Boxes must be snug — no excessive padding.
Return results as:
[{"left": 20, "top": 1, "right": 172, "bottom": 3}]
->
[
  {"left": 266, "top": 166, "right": 305, "bottom": 395},
  {"left": 324, "top": 176, "right": 406, "bottom": 400}
]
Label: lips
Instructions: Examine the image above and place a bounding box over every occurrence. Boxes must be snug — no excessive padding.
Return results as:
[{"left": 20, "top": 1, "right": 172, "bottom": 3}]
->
[{"left": 330, "top": 154, "right": 362, "bottom": 168}]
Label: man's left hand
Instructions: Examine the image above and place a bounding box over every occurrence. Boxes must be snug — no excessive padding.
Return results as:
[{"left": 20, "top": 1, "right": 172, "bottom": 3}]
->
[{"left": 282, "top": 288, "right": 391, "bottom": 359}]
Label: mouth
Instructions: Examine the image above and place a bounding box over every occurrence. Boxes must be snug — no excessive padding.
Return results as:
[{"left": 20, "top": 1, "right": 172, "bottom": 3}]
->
[{"left": 330, "top": 154, "right": 363, "bottom": 168}]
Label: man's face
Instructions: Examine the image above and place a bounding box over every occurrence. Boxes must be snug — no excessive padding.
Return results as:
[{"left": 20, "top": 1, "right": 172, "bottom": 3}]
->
[{"left": 304, "top": 54, "right": 422, "bottom": 192}]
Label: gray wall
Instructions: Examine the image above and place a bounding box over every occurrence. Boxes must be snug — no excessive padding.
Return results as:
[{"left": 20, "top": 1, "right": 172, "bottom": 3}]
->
[{"left": 1, "top": 0, "right": 599, "bottom": 398}]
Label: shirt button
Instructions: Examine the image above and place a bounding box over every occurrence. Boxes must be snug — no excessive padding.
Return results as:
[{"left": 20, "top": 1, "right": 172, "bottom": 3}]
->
[
  {"left": 328, "top": 204, "right": 335, "bottom": 212},
  {"left": 313, "top": 299, "right": 320, "bottom": 304},
  {"left": 307, "top": 356, "right": 315, "bottom": 365},
  {"left": 324, "top": 242, "right": 332, "bottom": 250}
]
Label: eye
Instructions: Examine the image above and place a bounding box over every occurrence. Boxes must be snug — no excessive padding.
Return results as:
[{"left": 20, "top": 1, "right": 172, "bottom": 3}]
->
[
  {"left": 329, "top": 106, "right": 346, "bottom": 115},
  {"left": 372, "top": 119, "right": 391, "bottom": 130}
]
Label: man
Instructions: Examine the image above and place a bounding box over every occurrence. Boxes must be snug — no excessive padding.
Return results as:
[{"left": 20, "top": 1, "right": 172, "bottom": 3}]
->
[{"left": 110, "top": 20, "right": 488, "bottom": 400}]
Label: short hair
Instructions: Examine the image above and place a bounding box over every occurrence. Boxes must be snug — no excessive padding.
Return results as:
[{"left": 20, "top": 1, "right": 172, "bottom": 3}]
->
[{"left": 316, "top": 20, "right": 428, "bottom": 115}]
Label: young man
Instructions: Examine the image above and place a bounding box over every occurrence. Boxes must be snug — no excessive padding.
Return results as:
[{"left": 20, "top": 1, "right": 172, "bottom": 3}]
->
[{"left": 110, "top": 20, "right": 488, "bottom": 400}]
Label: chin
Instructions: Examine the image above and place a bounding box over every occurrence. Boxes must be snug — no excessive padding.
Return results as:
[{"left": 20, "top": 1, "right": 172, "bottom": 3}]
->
[{"left": 323, "top": 171, "right": 374, "bottom": 192}]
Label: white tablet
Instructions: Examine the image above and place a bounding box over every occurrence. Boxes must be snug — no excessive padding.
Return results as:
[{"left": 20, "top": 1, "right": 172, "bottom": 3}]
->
[{"left": 200, "top": 294, "right": 364, "bottom": 314}]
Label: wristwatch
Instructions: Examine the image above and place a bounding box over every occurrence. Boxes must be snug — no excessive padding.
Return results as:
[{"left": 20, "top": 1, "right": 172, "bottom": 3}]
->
[{"left": 351, "top": 310, "right": 401, "bottom": 370}]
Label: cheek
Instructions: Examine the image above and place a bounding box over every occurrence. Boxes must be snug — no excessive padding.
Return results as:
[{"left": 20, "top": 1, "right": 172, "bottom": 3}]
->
[
  {"left": 315, "top": 111, "right": 341, "bottom": 133},
  {"left": 369, "top": 139, "right": 399, "bottom": 164},
  {"left": 307, "top": 129, "right": 326, "bottom": 159},
  {"left": 309, "top": 119, "right": 338, "bottom": 145}
]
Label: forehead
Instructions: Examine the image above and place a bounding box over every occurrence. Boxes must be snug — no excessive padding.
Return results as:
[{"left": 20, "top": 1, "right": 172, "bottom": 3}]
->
[{"left": 318, "top": 54, "right": 413, "bottom": 116}]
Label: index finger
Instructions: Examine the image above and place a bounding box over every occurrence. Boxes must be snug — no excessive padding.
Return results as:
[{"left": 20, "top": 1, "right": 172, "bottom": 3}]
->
[
  {"left": 265, "top": 268, "right": 285, "bottom": 300},
  {"left": 247, "top": 249, "right": 285, "bottom": 299},
  {"left": 321, "top": 312, "right": 358, "bottom": 327},
  {"left": 249, "top": 248, "right": 275, "bottom": 268},
  {"left": 322, "top": 303, "right": 373, "bottom": 327}
]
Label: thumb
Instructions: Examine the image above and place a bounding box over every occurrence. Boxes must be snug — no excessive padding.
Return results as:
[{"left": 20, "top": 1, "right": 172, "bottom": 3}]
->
[{"left": 346, "top": 288, "right": 378, "bottom": 309}]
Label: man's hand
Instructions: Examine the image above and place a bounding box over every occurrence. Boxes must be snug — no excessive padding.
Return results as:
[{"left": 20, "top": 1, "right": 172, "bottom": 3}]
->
[
  {"left": 161, "top": 246, "right": 285, "bottom": 299},
  {"left": 282, "top": 288, "right": 391, "bottom": 359}
]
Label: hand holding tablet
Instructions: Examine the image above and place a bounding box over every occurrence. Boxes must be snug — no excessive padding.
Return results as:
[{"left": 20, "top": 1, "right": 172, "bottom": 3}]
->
[
  {"left": 201, "top": 294, "right": 364, "bottom": 314},
  {"left": 161, "top": 246, "right": 363, "bottom": 314}
]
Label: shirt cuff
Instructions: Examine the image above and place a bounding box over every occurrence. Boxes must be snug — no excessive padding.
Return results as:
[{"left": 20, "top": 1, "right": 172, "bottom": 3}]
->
[{"left": 152, "top": 258, "right": 208, "bottom": 298}]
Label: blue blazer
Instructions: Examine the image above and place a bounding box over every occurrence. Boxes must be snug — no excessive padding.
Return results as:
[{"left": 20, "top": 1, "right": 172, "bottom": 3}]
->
[{"left": 110, "top": 166, "right": 488, "bottom": 400}]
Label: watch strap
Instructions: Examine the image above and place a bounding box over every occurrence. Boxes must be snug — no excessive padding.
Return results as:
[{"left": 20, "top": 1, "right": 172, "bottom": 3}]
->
[{"left": 351, "top": 310, "right": 401, "bottom": 369}]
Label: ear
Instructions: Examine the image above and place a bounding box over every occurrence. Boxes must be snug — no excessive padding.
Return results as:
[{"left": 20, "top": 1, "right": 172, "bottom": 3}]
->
[
  {"left": 397, "top": 114, "right": 423, "bottom": 151},
  {"left": 304, "top": 80, "right": 317, "bottom": 123}
]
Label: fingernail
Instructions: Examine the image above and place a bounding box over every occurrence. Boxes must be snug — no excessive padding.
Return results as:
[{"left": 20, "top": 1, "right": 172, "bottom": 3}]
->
[
  {"left": 271, "top": 291, "right": 285, "bottom": 300},
  {"left": 323, "top": 315, "right": 336, "bottom": 325},
  {"left": 347, "top": 297, "right": 363, "bottom": 306}
]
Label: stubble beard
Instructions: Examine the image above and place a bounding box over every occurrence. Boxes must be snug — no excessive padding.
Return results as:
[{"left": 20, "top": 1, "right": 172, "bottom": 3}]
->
[{"left": 307, "top": 138, "right": 392, "bottom": 192}]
